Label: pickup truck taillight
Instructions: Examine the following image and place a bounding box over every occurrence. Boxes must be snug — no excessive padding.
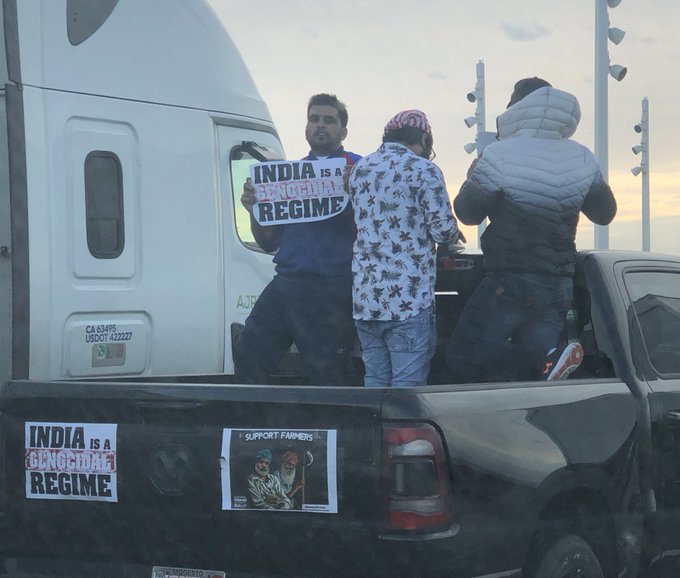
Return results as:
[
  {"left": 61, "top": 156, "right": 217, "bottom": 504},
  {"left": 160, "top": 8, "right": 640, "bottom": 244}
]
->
[{"left": 382, "top": 423, "right": 452, "bottom": 532}]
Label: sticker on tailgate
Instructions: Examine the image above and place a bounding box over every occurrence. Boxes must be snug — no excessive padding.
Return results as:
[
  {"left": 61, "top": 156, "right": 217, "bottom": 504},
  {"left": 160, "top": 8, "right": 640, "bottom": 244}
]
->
[
  {"left": 24, "top": 422, "right": 118, "bottom": 502},
  {"left": 220, "top": 428, "right": 337, "bottom": 513},
  {"left": 152, "top": 566, "right": 224, "bottom": 578}
]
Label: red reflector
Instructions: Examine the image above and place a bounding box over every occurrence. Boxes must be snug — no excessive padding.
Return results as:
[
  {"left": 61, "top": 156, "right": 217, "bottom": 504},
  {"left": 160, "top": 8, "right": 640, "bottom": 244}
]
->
[{"left": 390, "top": 510, "right": 451, "bottom": 531}]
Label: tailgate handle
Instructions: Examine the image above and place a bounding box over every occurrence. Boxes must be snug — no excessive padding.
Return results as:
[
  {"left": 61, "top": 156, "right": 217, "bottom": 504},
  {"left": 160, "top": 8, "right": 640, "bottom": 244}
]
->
[
  {"left": 135, "top": 401, "right": 205, "bottom": 410},
  {"left": 666, "top": 410, "right": 680, "bottom": 423}
]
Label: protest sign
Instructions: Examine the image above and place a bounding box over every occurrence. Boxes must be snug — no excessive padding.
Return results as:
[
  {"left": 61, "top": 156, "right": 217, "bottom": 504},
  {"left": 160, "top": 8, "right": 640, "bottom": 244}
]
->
[
  {"left": 25, "top": 421, "right": 118, "bottom": 502},
  {"left": 221, "top": 428, "right": 337, "bottom": 513},
  {"left": 249, "top": 158, "right": 347, "bottom": 226}
]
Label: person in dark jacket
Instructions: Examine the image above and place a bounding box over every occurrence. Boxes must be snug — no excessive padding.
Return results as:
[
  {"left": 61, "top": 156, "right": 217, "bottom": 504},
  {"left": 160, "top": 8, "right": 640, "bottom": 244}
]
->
[
  {"left": 235, "top": 93, "right": 361, "bottom": 385},
  {"left": 446, "top": 77, "right": 616, "bottom": 383}
]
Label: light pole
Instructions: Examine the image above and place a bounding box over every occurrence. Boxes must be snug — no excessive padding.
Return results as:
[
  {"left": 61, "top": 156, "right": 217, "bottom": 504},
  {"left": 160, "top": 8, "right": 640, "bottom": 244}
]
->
[
  {"left": 463, "top": 60, "right": 486, "bottom": 243},
  {"left": 594, "top": 0, "right": 627, "bottom": 249},
  {"left": 631, "top": 97, "right": 650, "bottom": 252}
]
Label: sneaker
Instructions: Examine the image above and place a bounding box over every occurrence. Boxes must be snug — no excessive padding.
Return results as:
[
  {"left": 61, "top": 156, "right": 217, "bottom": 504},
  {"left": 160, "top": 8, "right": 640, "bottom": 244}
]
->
[{"left": 542, "top": 342, "right": 584, "bottom": 381}]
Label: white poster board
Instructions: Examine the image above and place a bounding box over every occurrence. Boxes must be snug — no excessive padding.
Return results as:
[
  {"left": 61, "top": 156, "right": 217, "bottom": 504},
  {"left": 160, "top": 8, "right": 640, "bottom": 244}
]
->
[
  {"left": 25, "top": 421, "right": 118, "bottom": 502},
  {"left": 477, "top": 131, "right": 498, "bottom": 156},
  {"left": 221, "top": 428, "right": 338, "bottom": 513},
  {"left": 249, "top": 159, "right": 347, "bottom": 226}
]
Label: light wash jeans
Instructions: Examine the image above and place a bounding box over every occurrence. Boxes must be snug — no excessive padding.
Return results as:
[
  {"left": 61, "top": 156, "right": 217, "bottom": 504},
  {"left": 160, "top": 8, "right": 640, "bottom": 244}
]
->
[{"left": 356, "top": 306, "right": 436, "bottom": 387}]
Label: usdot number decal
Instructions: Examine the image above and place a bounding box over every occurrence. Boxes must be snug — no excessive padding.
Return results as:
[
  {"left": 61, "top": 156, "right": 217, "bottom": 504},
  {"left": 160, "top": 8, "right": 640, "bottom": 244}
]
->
[{"left": 84, "top": 324, "right": 133, "bottom": 343}]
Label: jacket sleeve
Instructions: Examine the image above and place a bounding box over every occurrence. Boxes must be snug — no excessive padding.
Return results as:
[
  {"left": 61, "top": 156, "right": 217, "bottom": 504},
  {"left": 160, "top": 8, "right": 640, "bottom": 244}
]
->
[
  {"left": 453, "top": 154, "right": 503, "bottom": 225},
  {"left": 581, "top": 170, "right": 617, "bottom": 225}
]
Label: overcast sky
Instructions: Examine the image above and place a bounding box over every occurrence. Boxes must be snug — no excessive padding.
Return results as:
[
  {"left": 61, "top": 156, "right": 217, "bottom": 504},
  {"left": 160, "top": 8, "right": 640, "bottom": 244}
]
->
[{"left": 211, "top": 0, "right": 680, "bottom": 254}]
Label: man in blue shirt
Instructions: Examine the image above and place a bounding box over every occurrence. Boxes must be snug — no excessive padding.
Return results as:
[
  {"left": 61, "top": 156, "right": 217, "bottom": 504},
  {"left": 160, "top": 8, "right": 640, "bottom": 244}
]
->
[{"left": 235, "top": 94, "right": 361, "bottom": 385}]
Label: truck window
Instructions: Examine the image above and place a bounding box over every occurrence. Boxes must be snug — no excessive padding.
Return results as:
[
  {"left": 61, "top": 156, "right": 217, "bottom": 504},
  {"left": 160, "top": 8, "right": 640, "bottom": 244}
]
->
[
  {"left": 625, "top": 270, "right": 680, "bottom": 376},
  {"left": 230, "top": 142, "right": 282, "bottom": 249},
  {"left": 67, "top": 0, "right": 119, "bottom": 45},
  {"left": 84, "top": 150, "right": 125, "bottom": 259}
]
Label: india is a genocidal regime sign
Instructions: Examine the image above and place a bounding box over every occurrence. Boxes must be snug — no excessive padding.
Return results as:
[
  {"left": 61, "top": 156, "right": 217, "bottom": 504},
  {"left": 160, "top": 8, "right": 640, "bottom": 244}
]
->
[
  {"left": 24, "top": 422, "right": 118, "bottom": 501},
  {"left": 249, "top": 158, "right": 347, "bottom": 226}
]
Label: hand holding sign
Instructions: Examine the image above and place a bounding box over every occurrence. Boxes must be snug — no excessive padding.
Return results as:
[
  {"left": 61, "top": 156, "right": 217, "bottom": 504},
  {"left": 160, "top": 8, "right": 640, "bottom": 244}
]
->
[
  {"left": 249, "top": 159, "right": 348, "bottom": 226},
  {"left": 241, "top": 178, "right": 257, "bottom": 215},
  {"left": 342, "top": 164, "right": 354, "bottom": 193}
]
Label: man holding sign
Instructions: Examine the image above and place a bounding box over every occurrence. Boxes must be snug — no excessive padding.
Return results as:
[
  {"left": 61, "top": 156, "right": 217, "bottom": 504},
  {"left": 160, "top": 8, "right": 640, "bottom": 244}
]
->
[{"left": 235, "top": 94, "right": 361, "bottom": 385}]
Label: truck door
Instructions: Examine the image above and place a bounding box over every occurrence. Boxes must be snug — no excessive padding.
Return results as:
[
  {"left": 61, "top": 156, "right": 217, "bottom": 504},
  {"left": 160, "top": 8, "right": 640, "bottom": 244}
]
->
[
  {"left": 215, "top": 121, "right": 284, "bottom": 375},
  {"left": 617, "top": 261, "right": 680, "bottom": 571}
]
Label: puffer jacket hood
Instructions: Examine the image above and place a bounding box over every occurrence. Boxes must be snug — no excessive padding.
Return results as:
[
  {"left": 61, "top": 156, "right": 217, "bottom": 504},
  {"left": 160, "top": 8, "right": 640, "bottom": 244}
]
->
[{"left": 496, "top": 86, "right": 580, "bottom": 141}]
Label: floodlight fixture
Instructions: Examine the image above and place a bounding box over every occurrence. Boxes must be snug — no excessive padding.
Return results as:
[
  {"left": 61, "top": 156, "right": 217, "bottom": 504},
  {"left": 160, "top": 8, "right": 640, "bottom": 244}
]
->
[
  {"left": 466, "top": 91, "right": 477, "bottom": 103},
  {"left": 607, "top": 0, "right": 622, "bottom": 7},
  {"left": 634, "top": 123, "right": 642, "bottom": 133},
  {"left": 608, "top": 27, "right": 625, "bottom": 45},
  {"left": 631, "top": 166, "right": 642, "bottom": 176},
  {"left": 609, "top": 64, "right": 627, "bottom": 82},
  {"left": 632, "top": 144, "right": 643, "bottom": 155},
  {"left": 464, "top": 142, "right": 477, "bottom": 155},
  {"left": 464, "top": 116, "right": 477, "bottom": 128}
]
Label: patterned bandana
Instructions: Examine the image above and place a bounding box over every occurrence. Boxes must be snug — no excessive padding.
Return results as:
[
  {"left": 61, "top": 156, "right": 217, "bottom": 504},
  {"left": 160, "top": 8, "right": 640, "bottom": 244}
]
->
[{"left": 384, "top": 109, "right": 432, "bottom": 135}]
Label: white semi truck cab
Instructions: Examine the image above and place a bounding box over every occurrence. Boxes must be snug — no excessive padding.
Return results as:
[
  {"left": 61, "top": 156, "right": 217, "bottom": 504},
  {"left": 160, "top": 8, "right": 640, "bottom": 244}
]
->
[{"left": 0, "top": 0, "right": 286, "bottom": 383}]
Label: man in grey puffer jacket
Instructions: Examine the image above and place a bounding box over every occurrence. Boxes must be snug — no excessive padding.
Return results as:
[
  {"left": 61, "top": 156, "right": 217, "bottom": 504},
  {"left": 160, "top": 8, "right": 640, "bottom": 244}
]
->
[{"left": 446, "top": 77, "right": 616, "bottom": 383}]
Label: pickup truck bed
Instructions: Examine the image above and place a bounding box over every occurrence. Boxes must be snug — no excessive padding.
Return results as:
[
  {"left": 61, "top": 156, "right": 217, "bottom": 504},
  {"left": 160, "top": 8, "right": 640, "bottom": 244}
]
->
[{"left": 0, "top": 376, "right": 638, "bottom": 578}]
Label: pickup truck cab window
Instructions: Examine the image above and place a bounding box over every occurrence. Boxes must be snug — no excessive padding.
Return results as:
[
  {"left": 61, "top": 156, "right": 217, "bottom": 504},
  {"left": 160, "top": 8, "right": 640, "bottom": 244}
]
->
[{"left": 624, "top": 270, "right": 680, "bottom": 377}]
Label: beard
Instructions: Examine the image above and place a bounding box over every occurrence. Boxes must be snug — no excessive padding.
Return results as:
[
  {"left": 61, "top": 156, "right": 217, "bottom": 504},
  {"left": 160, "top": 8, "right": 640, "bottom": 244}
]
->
[{"left": 280, "top": 467, "right": 296, "bottom": 489}]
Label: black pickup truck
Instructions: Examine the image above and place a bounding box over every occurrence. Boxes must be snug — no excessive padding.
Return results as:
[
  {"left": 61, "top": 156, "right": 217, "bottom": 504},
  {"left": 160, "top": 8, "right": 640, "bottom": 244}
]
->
[{"left": 2, "top": 249, "right": 680, "bottom": 578}]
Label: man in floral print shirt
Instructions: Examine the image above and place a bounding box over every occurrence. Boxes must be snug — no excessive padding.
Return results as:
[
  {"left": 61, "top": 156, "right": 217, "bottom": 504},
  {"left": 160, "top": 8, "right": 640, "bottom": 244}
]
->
[{"left": 347, "top": 110, "right": 462, "bottom": 387}]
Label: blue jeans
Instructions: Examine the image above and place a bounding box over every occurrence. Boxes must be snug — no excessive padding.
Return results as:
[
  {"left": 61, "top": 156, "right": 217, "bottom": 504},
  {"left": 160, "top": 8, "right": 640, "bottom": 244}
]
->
[
  {"left": 356, "top": 306, "right": 436, "bottom": 388},
  {"left": 445, "top": 272, "right": 573, "bottom": 383}
]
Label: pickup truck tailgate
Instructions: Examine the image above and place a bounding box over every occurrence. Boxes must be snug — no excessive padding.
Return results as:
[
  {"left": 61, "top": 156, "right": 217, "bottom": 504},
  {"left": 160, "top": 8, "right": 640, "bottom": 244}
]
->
[{"left": 1, "top": 380, "right": 387, "bottom": 576}]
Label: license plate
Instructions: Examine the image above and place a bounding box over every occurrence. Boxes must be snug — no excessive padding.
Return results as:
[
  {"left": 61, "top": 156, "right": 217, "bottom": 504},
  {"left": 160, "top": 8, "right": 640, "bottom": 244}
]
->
[{"left": 151, "top": 566, "right": 225, "bottom": 578}]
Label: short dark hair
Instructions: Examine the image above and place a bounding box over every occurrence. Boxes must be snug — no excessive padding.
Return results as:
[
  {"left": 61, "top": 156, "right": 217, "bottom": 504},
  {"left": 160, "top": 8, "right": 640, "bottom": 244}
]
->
[
  {"left": 383, "top": 125, "right": 426, "bottom": 146},
  {"left": 507, "top": 77, "right": 552, "bottom": 108},
  {"left": 307, "top": 93, "right": 348, "bottom": 127},
  {"left": 383, "top": 125, "right": 434, "bottom": 160}
]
